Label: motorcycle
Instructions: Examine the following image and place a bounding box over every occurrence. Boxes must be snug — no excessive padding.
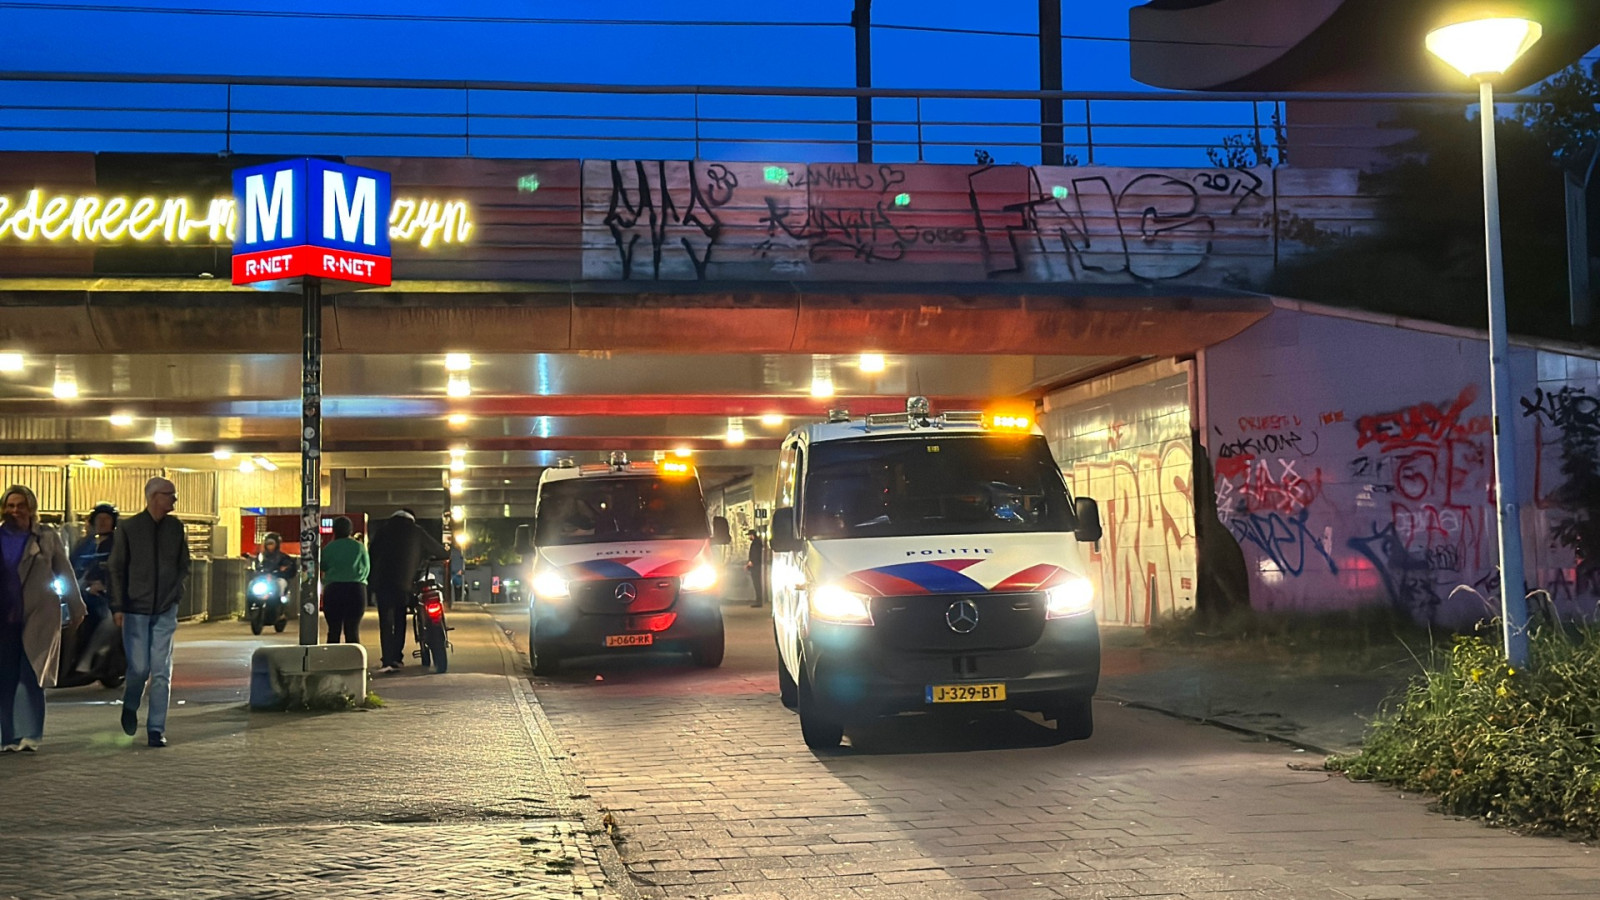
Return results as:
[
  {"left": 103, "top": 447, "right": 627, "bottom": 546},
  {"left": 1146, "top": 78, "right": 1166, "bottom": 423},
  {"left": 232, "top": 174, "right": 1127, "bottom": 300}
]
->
[
  {"left": 411, "top": 571, "right": 451, "bottom": 673},
  {"left": 247, "top": 571, "right": 289, "bottom": 635}
]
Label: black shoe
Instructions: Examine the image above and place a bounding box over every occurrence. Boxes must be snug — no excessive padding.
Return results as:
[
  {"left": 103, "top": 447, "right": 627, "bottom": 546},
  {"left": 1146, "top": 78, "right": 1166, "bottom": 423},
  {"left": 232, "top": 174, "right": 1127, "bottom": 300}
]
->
[
  {"left": 120, "top": 707, "right": 137, "bottom": 736},
  {"left": 147, "top": 732, "right": 168, "bottom": 748}
]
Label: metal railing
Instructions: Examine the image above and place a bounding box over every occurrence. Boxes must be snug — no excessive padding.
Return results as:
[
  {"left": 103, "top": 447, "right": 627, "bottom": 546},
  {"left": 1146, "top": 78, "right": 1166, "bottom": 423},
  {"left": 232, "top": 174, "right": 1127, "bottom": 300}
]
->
[{"left": 0, "top": 71, "right": 1511, "bottom": 167}]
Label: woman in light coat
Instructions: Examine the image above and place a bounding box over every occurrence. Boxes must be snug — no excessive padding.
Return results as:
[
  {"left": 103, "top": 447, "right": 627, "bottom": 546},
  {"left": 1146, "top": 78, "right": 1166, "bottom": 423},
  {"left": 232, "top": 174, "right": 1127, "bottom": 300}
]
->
[{"left": 1, "top": 484, "right": 86, "bottom": 751}]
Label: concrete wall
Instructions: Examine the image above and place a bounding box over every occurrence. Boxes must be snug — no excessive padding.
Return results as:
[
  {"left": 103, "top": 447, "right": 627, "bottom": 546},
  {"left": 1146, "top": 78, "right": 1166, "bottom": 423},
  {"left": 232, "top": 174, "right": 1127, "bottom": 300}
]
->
[
  {"left": 1202, "top": 303, "right": 1600, "bottom": 627},
  {"left": 1044, "top": 360, "right": 1198, "bottom": 627}
]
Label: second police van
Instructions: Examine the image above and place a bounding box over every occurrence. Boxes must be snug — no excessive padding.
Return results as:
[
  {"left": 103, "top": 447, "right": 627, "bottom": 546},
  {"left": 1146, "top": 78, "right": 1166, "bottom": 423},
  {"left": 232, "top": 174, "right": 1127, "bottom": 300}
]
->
[
  {"left": 768, "top": 398, "right": 1105, "bottom": 749},
  {"left": 518, "top": 453, "right": 732, "bottom": 674}
]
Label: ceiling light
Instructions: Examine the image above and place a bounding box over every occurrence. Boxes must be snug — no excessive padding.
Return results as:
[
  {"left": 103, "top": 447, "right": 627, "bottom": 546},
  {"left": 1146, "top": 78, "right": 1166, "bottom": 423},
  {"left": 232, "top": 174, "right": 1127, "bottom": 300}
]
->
[
  {"left": 445, "top": 353, "right": 473, "bottom": 372},
  {"left": 859, "top": 353, "right": 886, "bottom": 374},
  {"left": 251, "top": 455, "right": 278, "bottom": 472},
  {"left": 447, "top": 375, "right": 471, "bottom": 397},
  {"left": 450, "top": 505, "right": 466, "bottom": 522},
  {"left": 726, "top": 417, "right": 746, "bottom": 446},
  {"left": 0, "top": 353, "right": 23, "bottom": 373},
  {"left": 152, "top": 418, "right": 175, "bottom": 447},
  {"left": 449, "top": 445, "right": 467, "bottom": 459},
  {"left": 448, "top": 413, "right": 469, "bottom": 427},
  {"left": 448, "top": 478, "right": 464, "bottom": 494},
  {"left": 109, "top": 413, "right": 134, "bottom": 427},
  {"left": 810, "top": 376, "right": 835, "bottom": 398},
  {"left": 456, "top": 531, "right": 471, "bottom": 547},
  {"left": 52, "top": 378, "right": 79, "bottom": 400},
  {"left": 450, "top": 458, "right": 466, "bottom": 474},
  {"left": 238, "top": 459, "right": 256, "bottom": 473},
  {"left": 212, "top": 448, "right": 233, "bottom": 460},
  {"left": 673, "top": 447, "right": 692, "bottom": 458},
  {"left": 82, "top": 457, "right": 105, "bottom": 469},
  {"left": 760, "top": 414, "right": 785, "bottom": 427}
]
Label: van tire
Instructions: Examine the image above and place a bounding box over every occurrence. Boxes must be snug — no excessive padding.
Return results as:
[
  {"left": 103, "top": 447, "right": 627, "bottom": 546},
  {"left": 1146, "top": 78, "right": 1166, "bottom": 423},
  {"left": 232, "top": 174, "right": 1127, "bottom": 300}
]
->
[
  {"left": 1046, "top": 698, "right": 1094, "bottom": 741},
  {"left": 529, "top": 618, "right": 561, "bottom": 675},
  {"left": 776, "top": 635, "right": 798, "bottom": 709},
  {"left": 692, "top": 618, "right": 725, "bottom": 668},
  {"left": 798, "top": 666, "right": 843, "bottom": 750}
]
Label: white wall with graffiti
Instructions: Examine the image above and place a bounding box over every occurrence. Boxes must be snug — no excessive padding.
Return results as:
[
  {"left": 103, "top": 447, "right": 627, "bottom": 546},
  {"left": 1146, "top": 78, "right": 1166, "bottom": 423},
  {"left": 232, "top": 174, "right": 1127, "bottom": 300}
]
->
[
  {"left": 1043, "top": 360, "right": 1198, "bottom": 627},
  {"left": 1203, "top": 301, "right": 1600, "bottom": 627}
]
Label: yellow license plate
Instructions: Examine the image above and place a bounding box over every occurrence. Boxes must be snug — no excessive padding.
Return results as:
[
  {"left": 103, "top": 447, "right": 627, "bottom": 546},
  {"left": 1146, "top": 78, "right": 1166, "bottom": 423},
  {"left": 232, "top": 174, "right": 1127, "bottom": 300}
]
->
[
  {"left": 604, "top": 633, "right": 654, "bottom": 648},
  {"left": 927, "top": 682, "right": 1007, "bottom": 703}
]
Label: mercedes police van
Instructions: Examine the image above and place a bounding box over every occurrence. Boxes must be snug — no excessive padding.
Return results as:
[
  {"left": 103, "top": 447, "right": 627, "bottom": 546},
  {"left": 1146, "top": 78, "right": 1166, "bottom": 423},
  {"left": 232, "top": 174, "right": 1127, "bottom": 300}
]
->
[
  {"left": 768, "top": 398, "right": 1104, "bottom": 749},
  {"left": 517, "top": 453, "right": 732, "bottom": 674}
]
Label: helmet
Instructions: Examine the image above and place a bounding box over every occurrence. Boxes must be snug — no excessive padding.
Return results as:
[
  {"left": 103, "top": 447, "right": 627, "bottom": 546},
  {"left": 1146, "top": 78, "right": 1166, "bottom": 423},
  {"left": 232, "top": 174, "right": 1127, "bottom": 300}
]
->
[
  {"left": 262, "top": 531, "right": 282, "bottom": 549},
  {"left": 392, "top": 510, "right": 416, "bottom": 521},
  {"left": 88, "top": 502, "right": 120, "bottom": 529}
]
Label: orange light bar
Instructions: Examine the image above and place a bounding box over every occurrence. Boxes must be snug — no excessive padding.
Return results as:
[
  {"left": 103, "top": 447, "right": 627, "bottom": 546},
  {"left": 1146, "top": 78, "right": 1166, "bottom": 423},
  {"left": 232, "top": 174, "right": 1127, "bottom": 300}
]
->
[
  {"left": 986, "top": 412, "right": 1032, "bottom": 431},
  {"left": 661, "top": 461, "right": 692, "bottom": 476}
]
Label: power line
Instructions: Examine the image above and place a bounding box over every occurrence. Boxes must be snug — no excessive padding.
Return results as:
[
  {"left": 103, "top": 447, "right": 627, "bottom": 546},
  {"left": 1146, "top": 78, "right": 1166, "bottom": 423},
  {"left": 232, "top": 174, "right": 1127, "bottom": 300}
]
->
[{"left": 872, "top": 21, "right": 1285, "bottom": 49}]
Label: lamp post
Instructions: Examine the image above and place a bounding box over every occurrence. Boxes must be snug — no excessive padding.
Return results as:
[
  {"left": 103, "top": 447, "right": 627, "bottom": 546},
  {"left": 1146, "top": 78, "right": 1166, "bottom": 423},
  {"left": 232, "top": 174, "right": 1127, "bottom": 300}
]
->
[{"left": 1425, "top": 16, "right": 1543, "bottom": 667}]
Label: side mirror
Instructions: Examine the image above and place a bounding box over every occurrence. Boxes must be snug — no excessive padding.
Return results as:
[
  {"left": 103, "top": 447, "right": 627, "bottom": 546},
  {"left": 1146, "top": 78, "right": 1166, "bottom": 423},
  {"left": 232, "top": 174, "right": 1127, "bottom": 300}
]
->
[
  {"left": 769, "top": 507, "right": 801, "bottom": 553},
  {"left": 1074, "top": 497, "right": 1103, "bottom": 544},
  {"left": 711, "top": 515, "right": 732, "bottom": 546},
  {"left": 513, "top": 524, "right": 533, "bottom": 557}
]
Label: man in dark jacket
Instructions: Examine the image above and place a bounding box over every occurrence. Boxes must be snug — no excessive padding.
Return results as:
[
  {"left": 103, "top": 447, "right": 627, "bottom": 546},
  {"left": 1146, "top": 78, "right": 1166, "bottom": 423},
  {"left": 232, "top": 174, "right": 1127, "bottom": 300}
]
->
[
  {"left": 108, "top": 477, "right": 190, "bottom": 748},
  {"left": 367, "top": 510, "right": 447, "bottom": 673}
]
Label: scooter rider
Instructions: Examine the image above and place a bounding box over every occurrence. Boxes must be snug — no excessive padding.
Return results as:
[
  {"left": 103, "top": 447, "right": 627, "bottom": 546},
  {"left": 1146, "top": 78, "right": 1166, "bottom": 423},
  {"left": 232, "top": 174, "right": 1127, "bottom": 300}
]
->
[
  {"left": 253, "top": 533, "right": 295, "bottom": 596},
  {"left": 68, "top": 503, "right": 118, "bottom": 672},
  {"left": 367, "top": 510, "right": 447, "bottom": 673}
]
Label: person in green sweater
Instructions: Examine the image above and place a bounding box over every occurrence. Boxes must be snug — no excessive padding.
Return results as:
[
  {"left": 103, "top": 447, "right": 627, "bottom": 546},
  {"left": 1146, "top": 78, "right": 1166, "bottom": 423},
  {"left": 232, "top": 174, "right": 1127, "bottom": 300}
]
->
[{"left": 318, "top": 517, "right": 370, "bottom": 644}]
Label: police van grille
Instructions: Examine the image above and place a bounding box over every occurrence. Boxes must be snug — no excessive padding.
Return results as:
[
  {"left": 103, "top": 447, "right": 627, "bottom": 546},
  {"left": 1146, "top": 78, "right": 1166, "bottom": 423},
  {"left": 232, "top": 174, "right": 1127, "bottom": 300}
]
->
[
  {"left": 571, "top": 578, "right": 677, "bottom": 614},
  {"left": 868, "top": 592, "right": 1046, "bottom": 651}
]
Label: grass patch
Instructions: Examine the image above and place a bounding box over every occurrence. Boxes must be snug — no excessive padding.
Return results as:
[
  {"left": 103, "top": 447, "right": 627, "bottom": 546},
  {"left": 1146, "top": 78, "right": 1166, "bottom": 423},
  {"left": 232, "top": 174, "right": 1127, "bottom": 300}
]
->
[
  {"left": 1145, "top": 606, "right": 1440, "bottom": 675},
  {"left": 266, "top": 690, "right": 384, "bottom": 712},
  {"left": 1327, "top": 626, "right": 1600, "bottom": 838}
]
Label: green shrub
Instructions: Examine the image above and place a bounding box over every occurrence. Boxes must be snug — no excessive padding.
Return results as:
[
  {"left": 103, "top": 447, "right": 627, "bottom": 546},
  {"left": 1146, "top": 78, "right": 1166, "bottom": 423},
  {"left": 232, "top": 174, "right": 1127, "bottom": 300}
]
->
[{"left": 1328, "top": 626, "right": 1600, "bottom": 837}]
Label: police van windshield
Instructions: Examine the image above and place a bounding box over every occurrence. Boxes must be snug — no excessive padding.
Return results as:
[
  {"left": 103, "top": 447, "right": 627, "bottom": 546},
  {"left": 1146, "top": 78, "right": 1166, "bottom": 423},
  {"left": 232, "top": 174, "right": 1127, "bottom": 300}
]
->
[
  {"left": 802, "top": 435, "right": 1075, "bottom": 540},
  {"left": 535, "top": 477, "right": 710, "bottom": 546}
]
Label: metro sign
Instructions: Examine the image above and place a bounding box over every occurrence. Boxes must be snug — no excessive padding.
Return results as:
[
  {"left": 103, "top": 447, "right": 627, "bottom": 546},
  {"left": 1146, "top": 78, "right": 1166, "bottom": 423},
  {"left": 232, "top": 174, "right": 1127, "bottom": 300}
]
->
[{"left": 231, "top": 159, "right": 392, "bottom": 289}]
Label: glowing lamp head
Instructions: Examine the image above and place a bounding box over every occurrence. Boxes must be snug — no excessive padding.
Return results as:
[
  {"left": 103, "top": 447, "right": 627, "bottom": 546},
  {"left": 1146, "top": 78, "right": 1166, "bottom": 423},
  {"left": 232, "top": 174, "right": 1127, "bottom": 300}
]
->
[{"left": 1425, "top": 17, "right": 1542, "bottom": 79}]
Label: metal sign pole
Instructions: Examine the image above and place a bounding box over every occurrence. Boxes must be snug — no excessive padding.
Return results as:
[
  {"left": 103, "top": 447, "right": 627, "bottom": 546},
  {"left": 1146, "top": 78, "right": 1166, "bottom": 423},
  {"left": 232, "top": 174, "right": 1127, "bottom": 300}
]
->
[{"left": 299, "top": 277, "right": 323, "bottom": 646}]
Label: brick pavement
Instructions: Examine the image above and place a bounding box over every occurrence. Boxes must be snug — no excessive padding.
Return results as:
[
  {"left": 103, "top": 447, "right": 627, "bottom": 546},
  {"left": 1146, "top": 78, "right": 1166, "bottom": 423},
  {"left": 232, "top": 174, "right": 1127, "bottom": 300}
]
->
[
  {"left": 514, "top": 603, "right": 1600, "bottom": 900},
  {"left": 0, "top": 608, "right": 623, "bottom": 900}
]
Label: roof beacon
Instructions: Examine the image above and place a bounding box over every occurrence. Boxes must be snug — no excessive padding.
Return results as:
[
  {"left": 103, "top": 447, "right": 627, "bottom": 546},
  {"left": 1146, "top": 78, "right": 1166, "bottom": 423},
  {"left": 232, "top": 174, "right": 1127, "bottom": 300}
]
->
[
  {"left": 827, "top": 408, "right": 851, "bottom": 423},
  {"left": 608, "top": 451, "right": 629, "bottom": 469},
  {"left": 907, "top": 396, "right": 932, "bottom": 421}
]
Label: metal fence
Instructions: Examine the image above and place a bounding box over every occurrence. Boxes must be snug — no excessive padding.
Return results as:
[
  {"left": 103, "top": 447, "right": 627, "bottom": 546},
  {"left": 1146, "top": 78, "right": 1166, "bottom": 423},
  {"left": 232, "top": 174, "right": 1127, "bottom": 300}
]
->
[{"left": 0, "top": 72, "right": 1507, "bottom": 168}]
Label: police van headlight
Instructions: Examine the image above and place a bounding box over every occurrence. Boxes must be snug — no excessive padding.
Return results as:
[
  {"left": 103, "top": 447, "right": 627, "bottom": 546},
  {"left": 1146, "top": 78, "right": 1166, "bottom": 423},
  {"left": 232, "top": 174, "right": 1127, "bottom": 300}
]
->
[
  {"left": 680, "top": 563, "right": 718, "bottom": 593},
  {"left": 809, "top": 584, "right": 874, "bottom": 625},
  {"left": 1045, "top": 577, "right": 1095, "bottom": 619},
  {"left": 531, "top": 570, "right": 571, "bottom": 601}
]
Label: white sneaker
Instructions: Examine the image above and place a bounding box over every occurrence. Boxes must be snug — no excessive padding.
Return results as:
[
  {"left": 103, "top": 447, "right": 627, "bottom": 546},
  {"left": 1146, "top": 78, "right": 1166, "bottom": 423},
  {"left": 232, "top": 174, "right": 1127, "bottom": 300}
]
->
[
  {"left": 0, "top": 743, "right": 18, "bottom": 752},
  {"left": 377, "top": 665, "right": 397, "bottom": 674},
  {"left": 17, "top": 738, "right": 39, "bottom": 752}
]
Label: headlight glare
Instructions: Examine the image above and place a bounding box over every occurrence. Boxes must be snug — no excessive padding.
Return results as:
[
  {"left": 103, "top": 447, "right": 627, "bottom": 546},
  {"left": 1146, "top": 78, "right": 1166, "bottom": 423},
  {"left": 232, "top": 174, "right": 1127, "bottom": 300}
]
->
[
  {"left": 531, "top": 570, "right": 570, "bottom": 600},
  {"left": 808, "top": 584, "right": 874, "bottom": 625},
  {"left": 1045, "top": 577, "right": 1095, "bottom": 618},
  {"left": 250, "top": 580, "right": 270, "bottom": 598},
  {"left": 680, "top": 563, "right": 717, "bottom": 593}
]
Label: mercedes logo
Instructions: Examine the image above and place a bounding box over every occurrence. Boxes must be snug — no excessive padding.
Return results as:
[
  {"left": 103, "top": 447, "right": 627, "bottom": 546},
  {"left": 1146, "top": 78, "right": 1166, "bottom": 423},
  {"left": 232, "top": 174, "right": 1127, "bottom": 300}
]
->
[
  {"left": 614, "top": 583, "right": 637, "bottom": 603},
  {"left": 945, "top": 599, "right": 980, "bottom": 634}
]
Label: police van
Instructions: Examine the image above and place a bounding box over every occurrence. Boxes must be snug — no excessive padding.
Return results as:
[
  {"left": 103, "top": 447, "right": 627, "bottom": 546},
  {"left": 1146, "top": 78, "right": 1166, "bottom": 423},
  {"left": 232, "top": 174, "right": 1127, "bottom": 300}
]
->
[
  {"left": 768, "top": 398, "right": 1104, "bottom": 749},
  {"left": 517, "top": 453, "right": 732, "bottom": 674}
]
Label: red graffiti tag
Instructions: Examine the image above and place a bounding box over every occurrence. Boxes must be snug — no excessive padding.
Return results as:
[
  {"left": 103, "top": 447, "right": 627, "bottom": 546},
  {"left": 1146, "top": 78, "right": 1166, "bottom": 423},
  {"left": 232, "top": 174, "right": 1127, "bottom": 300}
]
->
[{"left": 1355, "top": 386, "right": 1490, "bottom": 451}]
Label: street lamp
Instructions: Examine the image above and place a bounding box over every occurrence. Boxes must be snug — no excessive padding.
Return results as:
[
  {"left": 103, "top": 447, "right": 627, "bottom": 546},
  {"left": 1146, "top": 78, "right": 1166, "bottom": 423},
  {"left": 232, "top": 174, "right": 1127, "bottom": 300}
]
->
[{"left": 1425, "top": 15, "right": 1542, "bottom": 667}]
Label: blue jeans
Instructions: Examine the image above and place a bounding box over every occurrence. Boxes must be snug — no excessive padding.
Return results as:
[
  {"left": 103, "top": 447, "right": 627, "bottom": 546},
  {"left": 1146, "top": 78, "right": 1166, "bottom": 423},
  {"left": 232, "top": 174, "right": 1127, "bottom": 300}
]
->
[
  {"left": 122, "top": 607, "right": 178, "bottom": 734},
  {"left": 0, "top": 623, "right": 44, "bottom": 745}
]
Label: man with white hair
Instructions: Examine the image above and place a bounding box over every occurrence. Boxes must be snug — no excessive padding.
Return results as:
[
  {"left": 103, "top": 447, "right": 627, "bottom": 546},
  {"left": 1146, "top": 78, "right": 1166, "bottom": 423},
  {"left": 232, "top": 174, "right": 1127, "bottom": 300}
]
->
[{"left": 108, "top": 476, "right": 190, "bottom": 748}]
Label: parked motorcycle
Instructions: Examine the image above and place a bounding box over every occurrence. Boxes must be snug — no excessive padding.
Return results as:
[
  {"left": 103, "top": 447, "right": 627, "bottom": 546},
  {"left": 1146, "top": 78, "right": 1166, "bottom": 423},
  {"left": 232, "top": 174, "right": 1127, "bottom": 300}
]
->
[
  {"left": 247, "top": 571, "right": 289, "bottom": 635},
  {"left": 411, "top": 571, "right": 451, "bottom": 673}
]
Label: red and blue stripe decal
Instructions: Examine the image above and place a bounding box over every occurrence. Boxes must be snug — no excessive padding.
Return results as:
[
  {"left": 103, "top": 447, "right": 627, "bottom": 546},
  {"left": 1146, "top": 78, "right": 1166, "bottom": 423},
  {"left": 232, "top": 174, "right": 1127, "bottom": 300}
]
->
[
  {"left": 563, "top": 557, "right": 698, "bottom": 580},
  {"left": 843, "top": 560, "right": 1071, "bottom": 596}
]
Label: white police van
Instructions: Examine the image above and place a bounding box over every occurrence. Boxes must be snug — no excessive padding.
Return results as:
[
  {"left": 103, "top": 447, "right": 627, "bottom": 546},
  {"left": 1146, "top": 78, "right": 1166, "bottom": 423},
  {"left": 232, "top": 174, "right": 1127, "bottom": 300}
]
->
[
  {"left": 517, "top": 453, "right": 732, "bottom": 674},
  {"left": 768, "top": 398, "right": 1103, "bottom": 749}
]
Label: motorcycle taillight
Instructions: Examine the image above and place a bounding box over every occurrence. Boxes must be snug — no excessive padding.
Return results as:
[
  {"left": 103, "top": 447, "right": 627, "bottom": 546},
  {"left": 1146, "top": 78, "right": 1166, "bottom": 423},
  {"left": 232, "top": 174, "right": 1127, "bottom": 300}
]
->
[{"left": 424, "top": 600, "right": 444, "bottom": 619}]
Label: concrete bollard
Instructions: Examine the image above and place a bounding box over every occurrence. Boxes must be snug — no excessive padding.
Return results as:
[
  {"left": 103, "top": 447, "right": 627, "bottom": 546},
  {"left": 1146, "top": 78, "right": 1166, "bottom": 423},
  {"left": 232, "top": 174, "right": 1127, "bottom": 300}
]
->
[{"left": 249, "top": 644, "right": 369, "bottom": 710}]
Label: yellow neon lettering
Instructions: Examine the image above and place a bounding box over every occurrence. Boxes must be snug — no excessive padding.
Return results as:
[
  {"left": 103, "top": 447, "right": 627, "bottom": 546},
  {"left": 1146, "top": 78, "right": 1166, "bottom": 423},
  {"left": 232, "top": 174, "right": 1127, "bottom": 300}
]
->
[
  {"left": 98, "top": 197, "right": 130, "bottom": 241},
  {"left": 0, "top": 190, "right": 472, "bottom": 248}
]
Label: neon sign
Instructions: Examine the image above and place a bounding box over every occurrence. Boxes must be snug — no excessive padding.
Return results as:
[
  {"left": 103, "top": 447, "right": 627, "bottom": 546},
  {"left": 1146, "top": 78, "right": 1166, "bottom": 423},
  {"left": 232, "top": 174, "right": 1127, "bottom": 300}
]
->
[{"left": 0, "top": 189, "right": 473, "bottom": 248}]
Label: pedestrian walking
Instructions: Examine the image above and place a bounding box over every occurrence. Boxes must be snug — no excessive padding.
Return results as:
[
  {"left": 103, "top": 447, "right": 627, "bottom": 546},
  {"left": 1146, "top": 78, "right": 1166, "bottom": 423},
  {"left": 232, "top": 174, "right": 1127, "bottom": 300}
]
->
[
  {"left": 745, "top": 529, "right": 766, "bottom": 608},
  {"left": 108, "top": 477, "right": 190, "bottom": 748},
  {"left": 0, "top": 485, "right": 86, "bottom": 752},
  {"left": 319, "top": 517, "right": 369, "bottom": 644},
  {"left": 367, "top": 510, "right": 447, "bottom": 673}
]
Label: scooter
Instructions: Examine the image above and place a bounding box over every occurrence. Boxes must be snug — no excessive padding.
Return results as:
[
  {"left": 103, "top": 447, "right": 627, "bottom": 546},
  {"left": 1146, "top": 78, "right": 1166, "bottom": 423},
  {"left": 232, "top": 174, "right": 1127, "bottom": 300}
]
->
[
  {"left": 56, "top": 601, "right": 125, "bottom": 689},
  {"left": 411, "top": 572, "right": 451, "bottom": 673},
  {"left": 247, "top": 571, "right": 289, "bottom": 635}
]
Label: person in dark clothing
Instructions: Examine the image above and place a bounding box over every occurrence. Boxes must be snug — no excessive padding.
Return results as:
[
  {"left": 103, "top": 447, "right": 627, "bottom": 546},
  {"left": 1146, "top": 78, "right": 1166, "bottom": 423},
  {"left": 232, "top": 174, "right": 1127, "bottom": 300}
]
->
[
  {"left": 69, "top": 503, "right": 118, "bottom": 669},
  {"left": 252, "top": 533, "right": 295, "bottom": 595},
  {"left": 366, "top": 510, "right": 447, "bottom": 673},
  {"left": 319, "top": 517, "right": 369, "bottom": 644},
  {"left": 108, "top": 477, "right": 190, "bottom": 748},
  {"left": 745, "top": 529, "right": 767, "bottom": 608}
]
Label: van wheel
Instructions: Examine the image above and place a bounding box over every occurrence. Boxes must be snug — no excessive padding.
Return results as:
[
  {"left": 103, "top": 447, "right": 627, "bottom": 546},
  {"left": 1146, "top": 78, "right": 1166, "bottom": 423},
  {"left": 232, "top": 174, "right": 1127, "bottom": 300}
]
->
[
  {"left": 776, "top": 634, "right": 798, "bottom": 709},
  {"left": 797, "top": 665, "right": 843, "bottom": 750},
  {"left": 1045, "top": 698, "right": 1094, "bottom": 741},
  {"left": 692, "top": 618, "right": 725, "bottom": 668},
  {"left": 529, "top": 619, "right": 561, "bottom": 675}
]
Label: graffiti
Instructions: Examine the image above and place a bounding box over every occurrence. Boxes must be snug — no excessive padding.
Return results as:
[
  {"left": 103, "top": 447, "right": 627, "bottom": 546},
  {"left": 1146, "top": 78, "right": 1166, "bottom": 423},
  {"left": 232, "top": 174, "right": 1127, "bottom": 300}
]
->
[
  {"left": 1216, "top": 457, "right": 1323, "bottom": 517},
  {"left": 1347, "top": 523, "right": 1449, "bottom": 621},
  {"left": 1522, "top": 383, "right": 1600, "bottom": 595},
  {"left": 1355, "top": 386, "right": 1489, "bottom": 451},
  {"left": 1320, "top": 410, "right": 1346, "bottom": 426},
  {"left": 1063, "top": 438, "right": 1195, "bottom": 627},
  {"left": 762, "top": 197, "right": 917, "bottom": 264},
  {"left": 1193, "top": 167, "right": 1266, "bottom": 215},
  {"left": 1215, "top": 430, "right": 1317, "bottom": 459},
  {"left": 1229, "top": 509, "right": 1337, "bottom": 578},
  {"left": 1237, "top": 415, "right": 1300, "bottom": 432},
  {"left": 601, "top": 160, "right": 723, "bottom": 279},
  {"left": 1520, "top": 385, "right": 1600, "bottom": 430}
]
